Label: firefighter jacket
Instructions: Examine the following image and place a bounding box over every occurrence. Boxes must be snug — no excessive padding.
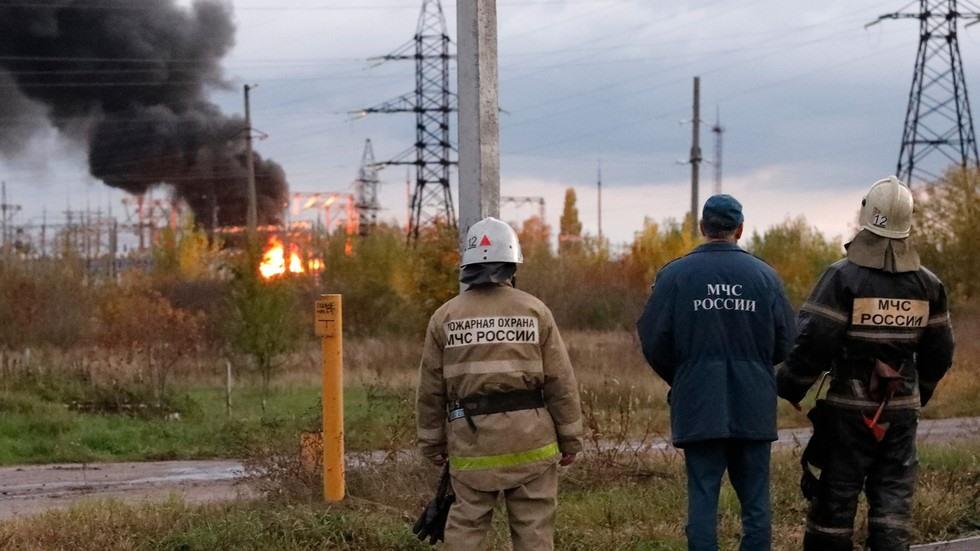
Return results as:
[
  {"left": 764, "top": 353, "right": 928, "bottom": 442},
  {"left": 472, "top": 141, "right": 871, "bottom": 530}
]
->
[
  {"left": 777, "top": 231, "right": 955, "bottom": 410},
  {"left": 416, "top": 283, "right": 584, "bottom": 492},
  {"left": 637, "top": 241, "right": 797, "bottom": 447}
]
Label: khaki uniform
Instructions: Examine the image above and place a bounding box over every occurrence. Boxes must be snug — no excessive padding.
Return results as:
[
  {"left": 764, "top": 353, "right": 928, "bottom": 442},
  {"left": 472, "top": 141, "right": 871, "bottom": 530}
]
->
[{"left": 416, "top": 283, "right": 583, "bottom": 551}]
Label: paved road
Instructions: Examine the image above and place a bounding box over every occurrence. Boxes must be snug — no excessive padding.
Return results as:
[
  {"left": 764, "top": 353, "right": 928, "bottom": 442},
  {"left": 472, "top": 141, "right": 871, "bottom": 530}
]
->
[{"left": 1, "top": 417, "right": 978, "bottom": 522}]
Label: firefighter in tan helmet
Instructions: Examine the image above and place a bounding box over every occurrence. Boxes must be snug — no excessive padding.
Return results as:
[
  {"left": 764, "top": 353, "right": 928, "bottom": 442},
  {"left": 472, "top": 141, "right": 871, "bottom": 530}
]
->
[{"left": 415, "top": 217, "right": 584, "bottom": 551}]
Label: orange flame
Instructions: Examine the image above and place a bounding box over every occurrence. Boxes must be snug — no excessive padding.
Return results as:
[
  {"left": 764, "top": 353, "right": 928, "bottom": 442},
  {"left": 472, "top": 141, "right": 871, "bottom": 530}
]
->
[{"left": 259, "top": 236, "right": 308, "bottom": 279}]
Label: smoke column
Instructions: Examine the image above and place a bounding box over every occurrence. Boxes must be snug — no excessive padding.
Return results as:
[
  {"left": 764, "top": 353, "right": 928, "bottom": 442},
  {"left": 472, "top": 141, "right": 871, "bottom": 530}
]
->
[{"left": 0, "top": 0, "right": 287, "bottom": 227}]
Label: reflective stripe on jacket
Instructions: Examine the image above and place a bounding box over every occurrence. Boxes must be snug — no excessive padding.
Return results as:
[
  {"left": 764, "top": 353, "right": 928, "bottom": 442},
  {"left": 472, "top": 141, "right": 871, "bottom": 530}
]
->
[
  {"left": 777, "top": 256, "right": 955, "bottom": 409},
  {"left": 416, "top": 283, "right": 583, "bottom": 492}
]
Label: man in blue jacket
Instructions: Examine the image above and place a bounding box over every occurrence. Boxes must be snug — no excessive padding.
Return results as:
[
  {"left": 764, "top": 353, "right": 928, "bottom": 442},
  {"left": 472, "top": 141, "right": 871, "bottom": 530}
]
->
[{"left": 637, "top": 195, "right": 795, "bottom": 551}]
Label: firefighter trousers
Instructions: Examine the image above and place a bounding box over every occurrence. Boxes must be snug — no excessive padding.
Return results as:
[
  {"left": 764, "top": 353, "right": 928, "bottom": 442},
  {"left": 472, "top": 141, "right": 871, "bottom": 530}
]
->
[
  {"left": 444, "top": 464, "right": 557, "bottom": 551},
  {"left": 804, "top": 406, "right": 918, "bottom": 551}
]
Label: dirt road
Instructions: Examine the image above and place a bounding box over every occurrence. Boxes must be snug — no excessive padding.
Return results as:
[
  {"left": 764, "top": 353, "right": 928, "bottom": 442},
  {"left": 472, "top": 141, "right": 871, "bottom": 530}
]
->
[
  {"left": 0, "top": 460, "right": 247, "bottom": 520},
  {"left": 1, "top": 416, "right": 978, "bottom": 521}
]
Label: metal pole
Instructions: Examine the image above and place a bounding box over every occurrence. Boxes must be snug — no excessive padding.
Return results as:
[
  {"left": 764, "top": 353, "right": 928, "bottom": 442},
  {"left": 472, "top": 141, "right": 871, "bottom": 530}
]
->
[
  {"left": 712, "top": 106, "right": 723, "bottom": 195},
  {"left": 40, "top": 209, "right": 46, "bottom": 258},
  {"left": 597, "top": 159, "right": 603, "bottom": 241},
  {"left": 1, "top": 181, "right": 6, "bottom": 258},
  {"left": 315, "top": 295, "right": 344, "bottom": 502},
  {"left": 690, "top": 76, "right": 702, "bottom": 238},
  {"left": 405, "top": 169, "right": 411, "bottom": 233},
  {"left": 456, "top": 0, "right": 500, "bottom": 248},
  {"left": 109, "top": 219, "right": 117, "bottom": 279},
  {"left": 225, "top": 360, "right": 233, "bottom": 417},
  {"left": 244, "top": 84, "right": 258, "bottom": 240}
]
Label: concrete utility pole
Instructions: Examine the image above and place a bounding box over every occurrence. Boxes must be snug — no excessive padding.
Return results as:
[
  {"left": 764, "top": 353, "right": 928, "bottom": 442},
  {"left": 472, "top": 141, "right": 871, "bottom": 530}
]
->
[
  {"left": 457, "top": 0, "right": 500, "bottom": 248},
  {"left": 689, "top": 76, "right": 702, "bottom": 238},
  {"left": 244, "top": 84, "right": 258, "bottom": 240}
]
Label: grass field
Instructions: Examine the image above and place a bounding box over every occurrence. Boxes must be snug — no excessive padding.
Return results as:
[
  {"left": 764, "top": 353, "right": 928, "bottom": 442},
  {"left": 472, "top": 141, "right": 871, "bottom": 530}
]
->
[
  {"left": 1, "top": 441, "right": 978, "bottom": 550},
  {"left": 0, "top": 314, "right": 977, "bottom": 465}
]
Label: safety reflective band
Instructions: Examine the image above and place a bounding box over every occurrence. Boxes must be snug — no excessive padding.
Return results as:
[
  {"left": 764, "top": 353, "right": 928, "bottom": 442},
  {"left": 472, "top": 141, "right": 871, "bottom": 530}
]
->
[{"left": 450, "top": 442, "right": 560, "bottom": 471}]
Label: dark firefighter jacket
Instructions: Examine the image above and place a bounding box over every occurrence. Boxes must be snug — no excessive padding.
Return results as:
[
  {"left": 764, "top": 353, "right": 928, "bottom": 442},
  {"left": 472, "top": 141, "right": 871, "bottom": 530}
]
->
[
  {"left": 637, "top": 241, "right": 796, "bottom": 447},
  {"left": 777, "top": 231, "right": 955, "bottom": 409}
]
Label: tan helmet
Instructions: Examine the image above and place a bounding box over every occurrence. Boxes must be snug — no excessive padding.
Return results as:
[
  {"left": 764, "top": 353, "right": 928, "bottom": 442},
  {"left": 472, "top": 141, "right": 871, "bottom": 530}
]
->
[
  {"left": 859, "top": 176, "right": 914, "bottom": 239},
  {"left": 460, "top": 217, "right": 523, "bottom": 267}
]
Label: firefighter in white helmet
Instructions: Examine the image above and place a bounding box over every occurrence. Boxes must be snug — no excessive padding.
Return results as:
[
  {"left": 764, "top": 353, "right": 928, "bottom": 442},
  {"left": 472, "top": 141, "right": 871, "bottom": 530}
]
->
[
  {"left": 415, "top": 217, "right": 583, "bottom": 551},
  {"left": 778, "top": 176, "right": 955, "bottom": 550}
]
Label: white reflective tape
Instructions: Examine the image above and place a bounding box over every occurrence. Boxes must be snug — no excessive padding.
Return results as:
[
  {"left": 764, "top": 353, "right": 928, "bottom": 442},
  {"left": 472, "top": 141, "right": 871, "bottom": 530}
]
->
[
  {"left": 417, "top": 426, "right": 445, "bottom": 441},
  {"left": 826, "top": 395, "right": 921, "bottom": 409},
  {"left": 444, "top": 316, "right": 539, "bottom": 348},
  {"left": 806, "top": 521, "right": 854, "bottom": 536},
  {"left": 556, "top": 419, "right": 583, "bottom": 436},
  {"left": 927, "top": 312, "right": 951, "bottom": 327},
  {"left": 846, "top": 330, "right": 921, "bottom": 341},
  {"left": 802, "top": 301, "right": 848, "bottom": 324},
  {"left": 444, "top": 359, "right": 543, "bottom": 378},
  {"left": 869, "top": 516, "right": 911, "bottom": 529}
]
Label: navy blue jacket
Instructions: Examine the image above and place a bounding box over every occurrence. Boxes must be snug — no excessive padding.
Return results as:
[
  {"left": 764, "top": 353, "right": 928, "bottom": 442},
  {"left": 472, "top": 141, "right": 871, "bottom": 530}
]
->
[{"left": 637, "top": 242, "right": 795, "bottom": 446}]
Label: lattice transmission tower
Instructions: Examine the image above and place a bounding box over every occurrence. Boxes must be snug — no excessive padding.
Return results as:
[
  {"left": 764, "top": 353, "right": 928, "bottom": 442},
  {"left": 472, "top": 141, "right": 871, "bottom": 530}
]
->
[
  {"left": 869, "top": 0, "right": 980, "bottom": 186},
  {"left": 358, "top": 0, "right": 456, "bottom": 241},
  {"left": 353, "top": 139, "right": 382, "bottom": 236}
]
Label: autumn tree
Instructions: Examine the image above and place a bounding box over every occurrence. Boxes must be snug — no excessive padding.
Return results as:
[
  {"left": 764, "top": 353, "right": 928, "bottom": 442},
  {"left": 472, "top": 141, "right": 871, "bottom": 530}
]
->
[
  {"left": 519, "top": 215, "right": 552, "bottom": 261},
  {"left": 748, "top": 217, "right": 842, "bottom": 306},
  {"left": 152, "top": 219, "right": 221, "bottom": 280},
  {"left": 558, "top": 188, "right": 583, "bottom": 255},
  {"left": 626, "top": 214, "right": 698, "bottom": 286},
  {"left": 98, "top": 284, "right": 205, "bottom": 406},
  {"left": 404, "top": 223, "right": 460, "bottom": 327},
  {"left": 914, "top": 167, "right": 980, "bottom": 301}
]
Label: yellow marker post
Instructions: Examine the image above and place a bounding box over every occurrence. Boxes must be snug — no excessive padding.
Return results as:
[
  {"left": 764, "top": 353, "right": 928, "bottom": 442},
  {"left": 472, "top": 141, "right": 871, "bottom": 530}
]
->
[{"left": 315, "top": 294, "right": 344, "bottom": 502}]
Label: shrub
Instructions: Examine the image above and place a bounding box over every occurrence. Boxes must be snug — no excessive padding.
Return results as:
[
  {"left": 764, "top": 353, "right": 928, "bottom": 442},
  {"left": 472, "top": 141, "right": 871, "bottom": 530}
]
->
[{"left": 748, "top": 217, "right": 843, "bottom": 306}]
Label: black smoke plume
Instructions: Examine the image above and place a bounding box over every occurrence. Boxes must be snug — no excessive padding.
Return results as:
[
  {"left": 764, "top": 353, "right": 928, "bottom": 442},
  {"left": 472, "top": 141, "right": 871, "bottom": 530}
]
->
[{"left": 0, "top": 0, "right": 287, "bottom": 227}]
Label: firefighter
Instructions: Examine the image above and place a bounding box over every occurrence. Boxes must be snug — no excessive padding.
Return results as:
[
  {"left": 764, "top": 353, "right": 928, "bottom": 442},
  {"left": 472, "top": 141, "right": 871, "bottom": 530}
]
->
[
  {"left": 415, "top": 217, "right": 583, "bottom": 551},
  {"left": 637, "top": 194, "right": 796, "bottom": 551},
  {"left": 777, "top": 176, "right": 955, "bottom": 551}
]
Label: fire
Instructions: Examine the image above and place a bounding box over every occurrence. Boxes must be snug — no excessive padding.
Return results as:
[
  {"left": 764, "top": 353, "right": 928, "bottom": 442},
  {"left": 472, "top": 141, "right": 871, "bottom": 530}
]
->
[{"left": 259, "top": 236, "right": 314, "bottom": 279}]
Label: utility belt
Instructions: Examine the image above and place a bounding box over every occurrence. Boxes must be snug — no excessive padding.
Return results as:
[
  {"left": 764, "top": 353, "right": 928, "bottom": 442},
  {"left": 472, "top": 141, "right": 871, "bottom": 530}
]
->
[{"left": 448, "top": 388, "right": 545, "bottom": 431}]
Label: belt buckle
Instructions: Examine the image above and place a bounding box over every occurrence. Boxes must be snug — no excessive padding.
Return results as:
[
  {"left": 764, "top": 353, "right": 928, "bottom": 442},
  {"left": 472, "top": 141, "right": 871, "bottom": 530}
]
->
[{"left": 448, "top": 407, "right": 466, "bottom": 421}]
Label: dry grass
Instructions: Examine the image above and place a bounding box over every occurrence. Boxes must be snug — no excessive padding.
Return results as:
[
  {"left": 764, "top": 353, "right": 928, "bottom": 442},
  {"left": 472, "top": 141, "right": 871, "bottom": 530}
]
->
[
  {"left": 2, "top": 441, "right": 977, "bottom": 551},
  {"left": 925, "top": 305, "right": 980, "bottom": 419}
]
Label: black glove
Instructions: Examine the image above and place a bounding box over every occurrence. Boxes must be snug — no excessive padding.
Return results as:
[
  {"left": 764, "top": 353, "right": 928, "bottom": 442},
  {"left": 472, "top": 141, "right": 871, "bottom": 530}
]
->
[
  {"left": 799, "top": 399, "right": 833, "bottom": 501},
  {"left": 412, "top": 465, "right": 455, "bottom": 545}
]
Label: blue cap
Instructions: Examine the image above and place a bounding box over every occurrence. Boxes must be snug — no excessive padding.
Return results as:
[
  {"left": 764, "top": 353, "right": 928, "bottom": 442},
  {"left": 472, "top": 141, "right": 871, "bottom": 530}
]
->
[{"left": 702, "top": 194, "right": 744, "bottom": 231}]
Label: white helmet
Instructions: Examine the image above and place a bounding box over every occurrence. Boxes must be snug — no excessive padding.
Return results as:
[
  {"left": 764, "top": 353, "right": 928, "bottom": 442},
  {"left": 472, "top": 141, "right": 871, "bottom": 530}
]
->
[
  {"left": 859, "top": 176, "right": 914, "bottom": 239},
  {"left": 460, "top": 217, "right": 523, "bottom": 267}
]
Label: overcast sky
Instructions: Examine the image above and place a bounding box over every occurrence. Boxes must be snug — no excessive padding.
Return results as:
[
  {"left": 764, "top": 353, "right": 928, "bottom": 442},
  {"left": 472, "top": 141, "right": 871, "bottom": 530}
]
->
[{"left": 4, "top": 0, "right": 978, "bottom": 247}]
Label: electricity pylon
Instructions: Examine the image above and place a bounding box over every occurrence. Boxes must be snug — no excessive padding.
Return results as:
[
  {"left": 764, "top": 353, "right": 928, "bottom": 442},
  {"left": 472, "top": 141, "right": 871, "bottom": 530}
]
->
[
  {"left": 353, "top": 139, "right": 382, "bottom": 235},
  {"left": 869, "top": 0, "right": 980, "bottom": 186},
  {"left": 358, "top": 0, "right": 456, "bottom": 242}
]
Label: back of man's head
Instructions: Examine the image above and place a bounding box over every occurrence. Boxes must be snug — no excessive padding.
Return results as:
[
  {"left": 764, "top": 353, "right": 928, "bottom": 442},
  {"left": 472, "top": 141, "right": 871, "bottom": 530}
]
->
[{"left": 701, "top": 194, "right": 744, "bottom": 241}]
